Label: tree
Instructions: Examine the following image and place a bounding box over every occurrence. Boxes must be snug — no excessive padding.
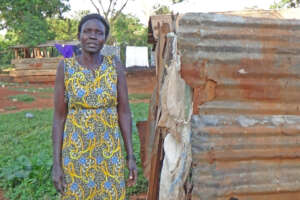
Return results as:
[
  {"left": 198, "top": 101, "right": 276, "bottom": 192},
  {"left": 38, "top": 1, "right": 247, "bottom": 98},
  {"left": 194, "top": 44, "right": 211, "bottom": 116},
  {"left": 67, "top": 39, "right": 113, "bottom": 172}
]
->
[
  {"left": 270, "top": 0, "right": 300, "bottom": 8},
  {"left": 153, "top": 4, "right": 172, "bottom": 15},
  {"left": 111, "top": 13, "right": 148, "bottom": 62},
  {"left": 172, "top": 0, "right": 185, "bottom": 3},
  {"left": 0, "top": 0, "right": 70, "bottom": 46},
  {"left": 112, "top": 13, "right": 147, "bottom": 46},
  {"left": 89, "top": 0, "right": 132, "bottom": 25},
  {"left": 48, "top": 11, "right": 90, "bottom": 41},
  {"left": 0, "top": 33, "right": 17, "bottom": 65}
]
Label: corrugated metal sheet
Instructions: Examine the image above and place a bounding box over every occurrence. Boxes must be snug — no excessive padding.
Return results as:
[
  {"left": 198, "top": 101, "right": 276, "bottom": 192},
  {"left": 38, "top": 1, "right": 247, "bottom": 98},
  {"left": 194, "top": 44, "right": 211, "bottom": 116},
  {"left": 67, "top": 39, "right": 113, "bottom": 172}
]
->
[
  {"left": 191, "top": 114, "right": 300, "bottom": 200},
  {"left": 178, "top": 13, "right": 300, "bottom": 115},
  {"left": 177, "top": 12, "right": 300, "bottom": 199}
]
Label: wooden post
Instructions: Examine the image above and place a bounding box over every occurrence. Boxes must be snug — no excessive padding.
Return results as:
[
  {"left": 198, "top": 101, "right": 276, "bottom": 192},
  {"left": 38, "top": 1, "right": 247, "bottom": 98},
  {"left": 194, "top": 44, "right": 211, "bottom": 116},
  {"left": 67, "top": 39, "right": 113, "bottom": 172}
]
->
[
  {"left": 147, "top": 22, "right": 171, "bottom": 200},
  {"left": 14, "top": 49, "right": 19, "bottom": 59}
]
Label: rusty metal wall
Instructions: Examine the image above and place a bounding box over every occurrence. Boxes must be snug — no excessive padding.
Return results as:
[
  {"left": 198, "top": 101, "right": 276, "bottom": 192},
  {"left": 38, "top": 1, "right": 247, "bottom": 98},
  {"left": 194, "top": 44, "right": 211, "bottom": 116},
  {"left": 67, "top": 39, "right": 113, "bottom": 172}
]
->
[{"left": 177, "top": 13, "right": 300, "bottom": 199}]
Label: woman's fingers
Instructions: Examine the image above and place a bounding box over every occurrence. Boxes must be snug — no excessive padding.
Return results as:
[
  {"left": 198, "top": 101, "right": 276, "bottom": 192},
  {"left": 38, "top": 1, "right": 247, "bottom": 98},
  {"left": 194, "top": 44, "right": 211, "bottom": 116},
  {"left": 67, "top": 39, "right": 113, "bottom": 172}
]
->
[
  {"left": 133, "top": 168, "right": 137, "bottom": 185},
  {"left": 52, "top": 166, "right": 65, "bottom": 194},
  {"left": 127, "top": 166, "right": 138, "bottom": 187}
]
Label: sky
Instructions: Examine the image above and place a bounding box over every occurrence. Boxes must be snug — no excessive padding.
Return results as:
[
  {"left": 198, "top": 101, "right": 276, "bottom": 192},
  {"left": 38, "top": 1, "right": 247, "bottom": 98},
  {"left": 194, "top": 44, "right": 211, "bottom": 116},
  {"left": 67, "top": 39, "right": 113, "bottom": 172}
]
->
[
  {"left": 0, "top": 0, "right": 277, "bottom": 35},
  {"left": 68, "top": 0, "right": 277, "bottom": 25}
]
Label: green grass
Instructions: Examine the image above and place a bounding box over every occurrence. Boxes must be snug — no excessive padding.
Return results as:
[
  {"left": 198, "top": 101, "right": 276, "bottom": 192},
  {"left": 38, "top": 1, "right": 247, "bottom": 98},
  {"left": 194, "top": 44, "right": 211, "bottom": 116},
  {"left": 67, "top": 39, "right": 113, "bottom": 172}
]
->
[
  {"left": 0, "top": 103, "right": 149, "bottom": 200},
  {"left": 0, "top": 64, "right": 13, "bottom": 72},
  {"left": 128, "top": 93, "right": 151, "bottom": 101},
  {"left": 8, "top": 94, "right": 35, "bottom": 102}
]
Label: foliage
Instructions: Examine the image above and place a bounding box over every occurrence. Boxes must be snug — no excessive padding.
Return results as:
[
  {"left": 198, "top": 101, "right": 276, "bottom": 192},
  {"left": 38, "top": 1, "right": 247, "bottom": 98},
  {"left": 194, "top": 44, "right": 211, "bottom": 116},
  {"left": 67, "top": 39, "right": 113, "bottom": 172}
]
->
[
  {"left": 153, "top": 4, "right": 171, "bottom": 15},
  {"left": 0, "top": 0, "right": 70, "bottom": 46},
  {"left": 8, "top": 94, "right": 35, "bottom": 102},
  {"left": 172, "top": 0, "right": 185, "bottom": 3},
  {"left": 112, "top": 13, "right": 148, "bottom": 46},
  {"left": 110, "top": 13, "right": 149, "bottom": 62},
  {"left": 0, "top": 103, "right": 149, "bottom": 199},
  {"left": 48, "top": 10, "right": 91, "bottom": 41},
  {"left": 0, "top": 34, "right": 17, "bottom": 66},
  {"left": 270, "top": 0, "right": 300, "bottom": 8},
  {"left": 47, "top": 18, "right": 78, "bottom": 41}
]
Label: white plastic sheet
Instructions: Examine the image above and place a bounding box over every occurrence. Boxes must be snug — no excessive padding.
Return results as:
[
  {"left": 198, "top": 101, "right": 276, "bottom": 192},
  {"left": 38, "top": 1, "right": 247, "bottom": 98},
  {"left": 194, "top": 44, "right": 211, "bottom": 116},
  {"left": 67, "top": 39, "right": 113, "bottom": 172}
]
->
[{"left": 126, "top": 46, "right": 149, "bottom": 67}]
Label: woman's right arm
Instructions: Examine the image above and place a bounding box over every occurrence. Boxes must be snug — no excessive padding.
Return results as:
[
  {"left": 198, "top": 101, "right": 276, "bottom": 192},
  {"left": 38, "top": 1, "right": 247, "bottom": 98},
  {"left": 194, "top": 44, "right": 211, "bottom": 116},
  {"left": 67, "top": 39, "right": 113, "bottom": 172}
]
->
[{"left": 52, "top": 60, "right": 68, "bottom": 194}]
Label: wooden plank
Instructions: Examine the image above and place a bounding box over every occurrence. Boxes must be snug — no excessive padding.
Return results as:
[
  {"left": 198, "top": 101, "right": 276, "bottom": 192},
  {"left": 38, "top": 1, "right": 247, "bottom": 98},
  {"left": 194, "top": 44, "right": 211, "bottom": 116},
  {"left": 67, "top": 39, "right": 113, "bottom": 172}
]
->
[
  {"left": 9, "top": 69, "right": 57, "bottom": 77},
  {"left": 14, "top": 63, "right": 58, "bottom": 70},
  {"left": 147, "top": 21, "right": 171, "bottom": 200},
  {"left": 11, "top": 57, "right": 62, "bottom": 65},
  {"left": 147, "top": 129, "right": 164, "bottom": 200}
]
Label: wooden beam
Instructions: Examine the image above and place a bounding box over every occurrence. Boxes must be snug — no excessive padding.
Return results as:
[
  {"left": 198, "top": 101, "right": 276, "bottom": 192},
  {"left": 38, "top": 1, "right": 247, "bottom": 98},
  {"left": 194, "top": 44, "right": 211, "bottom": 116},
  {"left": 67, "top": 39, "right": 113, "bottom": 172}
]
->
[{"left": 147, "top": 129, "right": 164, "bottom": 200}]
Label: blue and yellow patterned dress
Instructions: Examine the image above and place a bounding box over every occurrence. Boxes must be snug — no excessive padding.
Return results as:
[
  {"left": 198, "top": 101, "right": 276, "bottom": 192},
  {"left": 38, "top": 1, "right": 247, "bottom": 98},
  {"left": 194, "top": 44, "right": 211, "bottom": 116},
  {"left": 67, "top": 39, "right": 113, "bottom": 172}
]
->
[{"left": 62, "top": 56, "right": 126, "bottom": 200}]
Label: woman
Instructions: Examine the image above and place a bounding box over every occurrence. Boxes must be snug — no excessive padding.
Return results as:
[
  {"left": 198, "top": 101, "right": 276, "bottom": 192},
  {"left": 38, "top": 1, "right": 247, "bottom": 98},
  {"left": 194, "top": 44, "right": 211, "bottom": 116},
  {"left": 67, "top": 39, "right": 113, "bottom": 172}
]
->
[{"left": 52, "top": 14, "right": 137, "bottom": 200}]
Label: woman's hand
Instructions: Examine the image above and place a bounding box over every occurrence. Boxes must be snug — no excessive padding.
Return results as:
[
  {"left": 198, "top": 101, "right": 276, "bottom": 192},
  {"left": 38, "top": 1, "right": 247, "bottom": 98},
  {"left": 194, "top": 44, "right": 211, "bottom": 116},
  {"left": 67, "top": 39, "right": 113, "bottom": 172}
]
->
[
  {"left": 126, "top": 157, "right": 138, "bottom": 187},
  {"left": 52, "top": 164, "right": 66, "bottom": 194}
]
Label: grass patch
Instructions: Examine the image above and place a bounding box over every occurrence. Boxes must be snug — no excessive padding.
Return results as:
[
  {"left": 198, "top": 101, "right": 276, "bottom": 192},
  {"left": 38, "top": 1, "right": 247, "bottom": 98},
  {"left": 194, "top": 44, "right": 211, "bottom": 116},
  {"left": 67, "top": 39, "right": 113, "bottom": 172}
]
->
[
  {"left": 0, "top": 103, "right": 149, "bottom": 199},
  {"left": 0, "top": 81, "right": 20, "bottom": 87},
  {"left": 4, "top": 106, "right": 17, "bottom": 111},
  {"left": 0, "top": 65, "right": 14, "bottom": 73},
  {"left": 37, "top": 94, "right": 52, "bottom": 99},
  {"left": 8, "top": 87, "right": 54, "bottom": 93},
  {"left": 8, "top": 94, "right": 35, "bottom": 102},
  {"left": 129, "top": 93, "right": 151, "bottom": 101}
]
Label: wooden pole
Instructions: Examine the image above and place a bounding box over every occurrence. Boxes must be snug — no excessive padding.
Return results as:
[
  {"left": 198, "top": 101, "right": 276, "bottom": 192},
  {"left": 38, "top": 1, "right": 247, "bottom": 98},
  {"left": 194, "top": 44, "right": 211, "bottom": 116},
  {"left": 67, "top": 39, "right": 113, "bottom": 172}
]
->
[{"left": 147, "top": 22, "right": 171, "bottom": 200}]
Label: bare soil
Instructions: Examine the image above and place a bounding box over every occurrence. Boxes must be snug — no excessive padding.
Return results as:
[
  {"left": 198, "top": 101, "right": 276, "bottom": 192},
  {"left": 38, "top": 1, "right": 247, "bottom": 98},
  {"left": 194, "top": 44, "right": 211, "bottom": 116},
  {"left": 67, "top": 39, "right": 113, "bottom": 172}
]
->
[
  {"left": 0, "top": 83, "right": 150, "bottom": 114},
  {"left": 0, "top": 83, "right": 54, "bottom": 114},
  {"left": 0, "top": 190, "right": 7, "bottom": 200},
  {"left": 129, "top": 193, "right": 147, "bottom": 200}
]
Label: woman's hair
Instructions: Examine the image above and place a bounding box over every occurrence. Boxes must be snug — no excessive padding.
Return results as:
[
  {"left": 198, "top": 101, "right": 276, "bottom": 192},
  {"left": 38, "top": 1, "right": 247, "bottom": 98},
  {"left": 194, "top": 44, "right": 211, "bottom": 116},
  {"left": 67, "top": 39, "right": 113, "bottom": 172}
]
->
[{"left": 78, "top": 13, "right": 110, "bottom": 40}]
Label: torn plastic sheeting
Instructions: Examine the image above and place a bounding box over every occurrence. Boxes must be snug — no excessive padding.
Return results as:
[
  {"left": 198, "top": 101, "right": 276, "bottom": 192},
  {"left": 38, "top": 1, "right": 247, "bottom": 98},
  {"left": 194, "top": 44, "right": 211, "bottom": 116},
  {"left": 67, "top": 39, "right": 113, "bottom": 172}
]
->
[{"left": 157, "top": 33, "right": 193, "bottom": 200}]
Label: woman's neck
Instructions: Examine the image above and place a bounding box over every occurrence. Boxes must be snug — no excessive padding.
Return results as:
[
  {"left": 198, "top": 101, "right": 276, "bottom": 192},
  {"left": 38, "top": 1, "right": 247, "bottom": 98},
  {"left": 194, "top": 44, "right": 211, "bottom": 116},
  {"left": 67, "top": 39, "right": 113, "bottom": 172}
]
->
[{"left": 79, "top": 51, "right": 103, "bottom": 70}]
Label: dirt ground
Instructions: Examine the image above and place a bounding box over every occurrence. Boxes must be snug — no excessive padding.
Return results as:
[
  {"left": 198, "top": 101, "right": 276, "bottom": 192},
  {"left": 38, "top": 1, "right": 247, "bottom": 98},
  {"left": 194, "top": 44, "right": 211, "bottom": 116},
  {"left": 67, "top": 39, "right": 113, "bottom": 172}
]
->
[
  {"left": 0, "top": 83, "right": 150, "bottom": 114},
  {"left": 0, "top": 190, "right": 6, "bottom": 200},
  {"left": 0, "top": 84, "right": 54, "bottom": 113}
]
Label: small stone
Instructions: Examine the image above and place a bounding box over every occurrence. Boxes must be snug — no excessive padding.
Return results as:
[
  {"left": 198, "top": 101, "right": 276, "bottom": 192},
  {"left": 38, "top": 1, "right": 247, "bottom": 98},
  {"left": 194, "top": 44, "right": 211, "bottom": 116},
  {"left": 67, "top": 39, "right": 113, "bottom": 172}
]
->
[
  {"left": 12, "top": 98, "right": 18, "bottom": 102},
  {"left": 24, "top": 89, "right": 28, "bottom": 92},
  {"left": 1, "top": 84, "right": 5, "bottom": 88},
  {"left": 25, "top": 113, "right": 34, "bottom": 118}
]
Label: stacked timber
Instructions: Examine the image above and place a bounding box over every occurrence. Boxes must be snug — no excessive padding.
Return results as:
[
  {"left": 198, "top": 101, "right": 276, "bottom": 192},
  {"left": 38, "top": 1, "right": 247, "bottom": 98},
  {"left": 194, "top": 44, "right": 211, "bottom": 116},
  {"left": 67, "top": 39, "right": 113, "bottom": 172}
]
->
[
  {"left": 143, "top": 9, "right": 300, "bottom": 200},
  {"left": 10, "top": 57, "right": 61, "bottom": 84}
]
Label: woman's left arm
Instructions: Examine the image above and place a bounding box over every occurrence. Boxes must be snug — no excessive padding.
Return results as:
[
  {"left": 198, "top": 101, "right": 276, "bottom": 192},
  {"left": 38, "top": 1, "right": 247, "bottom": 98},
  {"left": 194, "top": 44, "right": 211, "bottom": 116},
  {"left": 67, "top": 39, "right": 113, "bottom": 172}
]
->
[{"left": 115, "top": 56, "right": 137, "bottom": 187}]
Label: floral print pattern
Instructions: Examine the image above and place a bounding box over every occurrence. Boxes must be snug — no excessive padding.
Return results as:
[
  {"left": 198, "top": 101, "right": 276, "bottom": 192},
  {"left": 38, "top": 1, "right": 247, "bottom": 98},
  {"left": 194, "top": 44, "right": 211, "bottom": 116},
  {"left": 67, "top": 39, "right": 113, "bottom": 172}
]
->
[{"left": 62, "top": 56, "right": 125, "bottom": 200}]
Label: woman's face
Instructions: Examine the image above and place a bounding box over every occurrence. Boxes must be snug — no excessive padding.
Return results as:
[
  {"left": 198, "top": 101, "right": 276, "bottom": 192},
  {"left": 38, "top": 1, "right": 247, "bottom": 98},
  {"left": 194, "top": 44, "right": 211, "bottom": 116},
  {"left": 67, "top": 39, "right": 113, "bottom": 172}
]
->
[{"left": 79, "top": 19, "right": 106, "bottom": 54}]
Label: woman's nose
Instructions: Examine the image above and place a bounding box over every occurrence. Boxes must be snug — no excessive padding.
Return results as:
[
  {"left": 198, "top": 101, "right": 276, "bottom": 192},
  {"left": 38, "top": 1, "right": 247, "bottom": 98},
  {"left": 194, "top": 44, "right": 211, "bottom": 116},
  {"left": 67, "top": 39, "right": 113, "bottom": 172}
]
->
[{"left": 89, "top": 32, "right": 97, "bottom": 39}]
